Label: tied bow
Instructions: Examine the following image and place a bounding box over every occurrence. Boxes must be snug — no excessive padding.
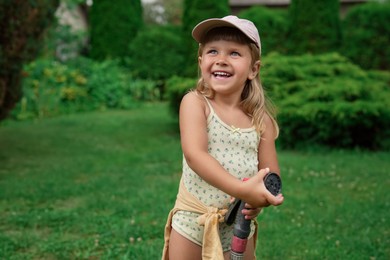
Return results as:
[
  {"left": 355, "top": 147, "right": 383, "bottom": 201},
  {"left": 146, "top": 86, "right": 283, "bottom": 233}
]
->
[
  {"left": 197, "top": 207, "right": 228, "bottom": 260},
  {"left": 197, "top": 207, "right": 228, "bottom": 226},
  {"left": 231, "top": 125, "right": 241, "bottom": 134}
]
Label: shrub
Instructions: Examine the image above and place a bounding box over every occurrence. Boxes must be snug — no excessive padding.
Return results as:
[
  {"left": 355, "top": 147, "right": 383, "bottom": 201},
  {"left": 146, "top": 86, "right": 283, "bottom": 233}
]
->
[
  {"left": 262, "top": 53, "right": 390, "bottom": 150},
  {"left": 238, "top": 6, "right": 288, "bottom": 55},
  {"left": 14, "top": 59, "right": 90, "bottom": 119},
  {"left": 12, "top": 58, "right": 162, "bottom": 120},
  {"left": 69, "top": 58, "right": 135, "bottom": 109},
  {"left": 342, "top": 2, "right": 390, "bottom": 71},
  {"left": 69, "top": 58, "right": 160, "bottom": 104},
  {"left": 129, "top": 79, "right": 161, "bottom": 102},
  {"left": 165, "top": 53, "right": 390, "bottom": 150}
]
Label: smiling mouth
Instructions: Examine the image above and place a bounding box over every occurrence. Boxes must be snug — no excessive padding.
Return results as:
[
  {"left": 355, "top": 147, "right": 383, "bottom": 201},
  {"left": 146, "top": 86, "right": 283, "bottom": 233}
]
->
[{"left": 212, "top": 71, "right": 232, "bottom": 78}]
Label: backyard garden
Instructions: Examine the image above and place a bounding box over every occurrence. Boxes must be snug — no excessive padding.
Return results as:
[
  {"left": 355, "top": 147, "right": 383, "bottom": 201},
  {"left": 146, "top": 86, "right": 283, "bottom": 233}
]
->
[{"left": 0, "top": 0, "right": 389, "bottom": 259}]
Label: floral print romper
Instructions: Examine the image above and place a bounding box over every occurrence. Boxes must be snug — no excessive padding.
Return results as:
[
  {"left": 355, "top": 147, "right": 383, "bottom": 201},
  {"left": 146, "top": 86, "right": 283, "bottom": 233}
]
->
[{"left": 171, "top": 96, "right": 260, "bottom": 251}]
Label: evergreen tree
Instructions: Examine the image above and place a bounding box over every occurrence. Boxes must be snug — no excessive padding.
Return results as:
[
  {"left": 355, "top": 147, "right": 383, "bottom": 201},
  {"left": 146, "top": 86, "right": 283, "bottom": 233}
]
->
[
  {"left": 182, "top": 0, "right": 230, "bottom": 76},
  {"left": 89, "top": 0, "right": 143, "bottom": 60},
  {"left": 287, "top": 0, "right": 341, "bottom": 54},
  {"left": 239, "top": 6, "right": 288, "bottom": 55},
  {"left": 0, "top": 0, "right": 59, "bottom": 120},
  {"left": 342, "top": 2, "right": 390, "bottom": 70}
]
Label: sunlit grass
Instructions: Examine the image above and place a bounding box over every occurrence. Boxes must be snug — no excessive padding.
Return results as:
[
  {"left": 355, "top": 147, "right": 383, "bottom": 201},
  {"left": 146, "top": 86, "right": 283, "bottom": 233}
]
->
[{"left": 0, "top": 103, "right": 388, "bottom": 259}]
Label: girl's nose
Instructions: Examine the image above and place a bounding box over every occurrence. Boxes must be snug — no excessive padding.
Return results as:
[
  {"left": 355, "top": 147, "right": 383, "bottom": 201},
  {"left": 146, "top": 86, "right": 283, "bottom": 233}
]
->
[{"left": 216, "top": 58, "right": 227, "bottom": 66}]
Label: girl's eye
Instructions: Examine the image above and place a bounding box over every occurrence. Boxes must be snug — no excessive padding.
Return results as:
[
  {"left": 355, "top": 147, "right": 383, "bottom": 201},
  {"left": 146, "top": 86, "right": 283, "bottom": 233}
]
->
[
  {"left": 207, "top": 49, "right": 218, "bottom": 55},
  {"left": 231, "top": 51, "right": 240, "bottom": 57}
]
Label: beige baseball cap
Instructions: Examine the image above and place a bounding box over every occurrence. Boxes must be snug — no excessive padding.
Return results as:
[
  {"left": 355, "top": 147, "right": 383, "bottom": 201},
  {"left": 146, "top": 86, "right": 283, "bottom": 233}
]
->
[{"left": 192, "top": 15, "right": 261, "bottom": 52}]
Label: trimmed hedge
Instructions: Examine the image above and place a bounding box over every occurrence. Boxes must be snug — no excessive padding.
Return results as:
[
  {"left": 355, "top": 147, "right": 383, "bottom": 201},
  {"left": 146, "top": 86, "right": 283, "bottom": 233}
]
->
[
  {"left": 166, "top": 53, "right": 390, "bottom": 150},
  {"left": 262, "top": 53, "right": 390, "bottom": 150}
]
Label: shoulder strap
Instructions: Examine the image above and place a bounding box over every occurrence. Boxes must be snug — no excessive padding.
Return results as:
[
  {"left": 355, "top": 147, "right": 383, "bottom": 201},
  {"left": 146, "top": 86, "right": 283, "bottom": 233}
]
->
[{"left": 202, "top": 96, "right": 215, "bottom": 115}]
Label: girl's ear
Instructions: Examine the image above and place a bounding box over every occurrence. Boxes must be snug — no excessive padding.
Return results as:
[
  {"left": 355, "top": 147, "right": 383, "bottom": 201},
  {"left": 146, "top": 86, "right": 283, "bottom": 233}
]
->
[
  {"left": 248, "top": 60, "right": 260, "bottom": 80},
  {"left": 198, "top": 56, "right": 202, "bottom": 66}
]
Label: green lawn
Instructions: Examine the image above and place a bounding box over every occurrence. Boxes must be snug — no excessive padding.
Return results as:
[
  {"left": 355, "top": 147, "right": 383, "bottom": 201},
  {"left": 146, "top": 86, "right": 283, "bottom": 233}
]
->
[{"left": 0, "top": 103, "right": 388, "bottom": 259}]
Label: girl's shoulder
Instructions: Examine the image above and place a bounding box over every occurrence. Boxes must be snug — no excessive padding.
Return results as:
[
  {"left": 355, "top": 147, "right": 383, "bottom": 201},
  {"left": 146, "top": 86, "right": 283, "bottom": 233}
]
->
[
  {"left": 182, "top": 90, "right": 207, "bottom": 101},
  {"left": 182, "top": 90, "right": 201, "bottom": 101},
  {"left": 181, "top": 91, "right": 211, "bottom": 118}
]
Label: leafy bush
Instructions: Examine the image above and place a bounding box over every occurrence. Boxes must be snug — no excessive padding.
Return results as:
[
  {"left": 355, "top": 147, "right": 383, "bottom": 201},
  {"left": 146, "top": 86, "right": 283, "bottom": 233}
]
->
[
  {"left": 165, "top": 53, "right": 390, "bottom": 150},
  {"left": 129, "top": 79, "right": 161, "bottom": 101},
  {"left": 66, "top": 58, "right": 133, "bottom": 110},
  {"left": 262, "top": 53, "right": 390, "bottom": 150},
  {"left": 12, "top": 58, "right": 161, "bottom": 120},
  {"left": 14, "top": 59, "right": 89, "bottom": 119},
  {"left": 238, "top": 6, "right": 288, "bottom": 54},
  {"left": 342, "top": 2, "right": 390, "bottom": 70}
]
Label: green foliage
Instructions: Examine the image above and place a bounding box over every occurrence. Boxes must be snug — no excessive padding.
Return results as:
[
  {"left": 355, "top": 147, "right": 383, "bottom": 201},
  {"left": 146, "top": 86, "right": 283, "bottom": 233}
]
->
[
  {"left": 12, "top": 58, "right": 161, "bottom": 120},
  {"left": 70, "top": 59, "right": 160, "bottom": 102},
  {"left": 165, "top": 52, "right": 390, "bottom": 150},
  {"left": 66, "top": 58, "right": 134, "bottom": 110},
  {"left": 126, "top": 25, "right": 185, "bottom": 80},
  {"left": 0, "top": 0, "right": 59, "bottom": 121},
  {"left": 342, "top": 2, "right": 390, "bottom": 71},
  {"left": 182, "top": 0, "right": 230, "bottom": 77},
  {"left": 262, "top": 53, "right": 390, "bottom": 150},
  {"left": 165, "top": 76, "right": 197, "bottom": 114},
  {"left": 287, "top": 0, "right": 341, "bottom": 54},
  {"left": 89, "top": 0, "right": 143, "bottom": 60},
  {"left": 238, "top": 6, "right": 288, "bottom": 55},
  {"left": 129, "top": 79, "right": 161, "bottom": 101}
]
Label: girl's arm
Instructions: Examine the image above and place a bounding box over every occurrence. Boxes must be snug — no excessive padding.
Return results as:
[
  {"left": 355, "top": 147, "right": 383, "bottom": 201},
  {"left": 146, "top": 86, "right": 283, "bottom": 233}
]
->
[
  {"left": 180, "top": 92, "right": 244, "bottom": 198},
  {"left": 244, "top": 113, "right": 282, "bottom": 212},
  {"left": 258, "top": 112, "right": 280, "bottom": 174}
]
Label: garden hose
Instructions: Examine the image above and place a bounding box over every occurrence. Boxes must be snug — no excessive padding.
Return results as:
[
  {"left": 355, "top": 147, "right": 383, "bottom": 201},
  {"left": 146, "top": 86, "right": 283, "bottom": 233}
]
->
[{"left": 225, "top": 173, "right": 282, "bottom": 259}]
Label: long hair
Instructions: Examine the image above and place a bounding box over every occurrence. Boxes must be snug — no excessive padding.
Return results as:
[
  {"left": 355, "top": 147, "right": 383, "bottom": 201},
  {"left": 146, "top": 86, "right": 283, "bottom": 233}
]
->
[{"left": 195, "top": 27, "right": 279, "bottom": 138}]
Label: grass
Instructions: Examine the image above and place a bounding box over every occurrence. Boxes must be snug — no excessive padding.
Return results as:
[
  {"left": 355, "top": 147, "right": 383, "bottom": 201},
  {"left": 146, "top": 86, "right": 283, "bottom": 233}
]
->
[{"left": 0, "top": 102, "right": 388, "bottom": 259}]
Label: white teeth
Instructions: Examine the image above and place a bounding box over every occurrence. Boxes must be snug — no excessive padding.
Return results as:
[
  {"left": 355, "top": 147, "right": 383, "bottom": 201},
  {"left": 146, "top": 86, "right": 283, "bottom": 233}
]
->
[{"left": 213, "top": 71, "right": 231, "bottom": 77}]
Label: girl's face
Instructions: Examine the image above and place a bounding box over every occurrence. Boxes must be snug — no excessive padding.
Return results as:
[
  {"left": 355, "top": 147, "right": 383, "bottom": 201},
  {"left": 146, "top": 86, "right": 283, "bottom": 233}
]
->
[{"left": 199, "top": 39, "right": 259, "bottom": 97}]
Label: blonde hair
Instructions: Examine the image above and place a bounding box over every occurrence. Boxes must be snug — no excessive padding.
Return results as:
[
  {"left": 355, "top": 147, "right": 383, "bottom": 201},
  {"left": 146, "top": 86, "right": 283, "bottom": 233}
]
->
[{"left": 195, "top": 27, "right": 279, "bottom": 138}]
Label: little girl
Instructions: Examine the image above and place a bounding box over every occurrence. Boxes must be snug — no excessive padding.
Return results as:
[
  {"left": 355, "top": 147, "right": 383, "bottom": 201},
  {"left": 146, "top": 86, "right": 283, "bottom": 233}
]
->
[{"left": 162, "top": 15, "right": 284, "bottom": 260}]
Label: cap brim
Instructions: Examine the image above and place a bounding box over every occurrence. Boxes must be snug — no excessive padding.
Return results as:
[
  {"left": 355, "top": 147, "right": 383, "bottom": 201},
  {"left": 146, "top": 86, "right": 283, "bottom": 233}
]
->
[{"left": 192, "top": 18, "right": 238, "bottom": 43}]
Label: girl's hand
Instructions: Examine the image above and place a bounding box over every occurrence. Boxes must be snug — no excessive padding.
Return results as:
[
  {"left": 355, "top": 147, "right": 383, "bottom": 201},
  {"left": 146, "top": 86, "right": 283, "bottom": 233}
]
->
[
  {"left": 242, "top": 204, "right": 262, "bottom": 220},
  {"left": 241, "top": 168, "right": 284, "bottom": 208},
  {"left": 229, "top": 198, "right": 262, "bottom": 220}
]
